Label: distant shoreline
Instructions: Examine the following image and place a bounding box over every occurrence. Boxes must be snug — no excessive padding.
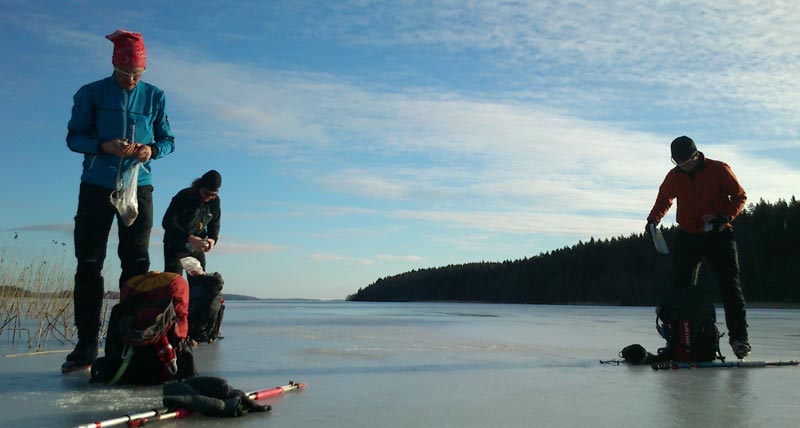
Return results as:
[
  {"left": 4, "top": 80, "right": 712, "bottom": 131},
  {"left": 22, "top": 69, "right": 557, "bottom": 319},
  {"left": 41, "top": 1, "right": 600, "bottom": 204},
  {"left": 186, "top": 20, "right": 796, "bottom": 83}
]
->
[
  {"left": 3, "top": 288, "right": 795, "bottom": 309},
  {"left": 334, "top": 299, "right": 800, "bottom": 309},
  {"left": 745, "top": 302, "right": 800, "bottom": 309}
]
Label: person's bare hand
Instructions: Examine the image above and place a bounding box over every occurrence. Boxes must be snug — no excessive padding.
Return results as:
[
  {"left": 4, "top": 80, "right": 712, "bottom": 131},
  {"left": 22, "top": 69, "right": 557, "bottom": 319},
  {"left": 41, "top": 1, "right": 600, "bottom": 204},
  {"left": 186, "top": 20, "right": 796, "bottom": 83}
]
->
[
  {"left": 101, "top": 139, "right": 137, "bottom": 157},
  {"left": 187, "top": 235, "right": 206, "bottom": 252},
  {"left": 134, "top": 144, "right": 152, "bottom": 162},
  {"left": 204, "top": 238, "right": 215, "bottom": 252}
]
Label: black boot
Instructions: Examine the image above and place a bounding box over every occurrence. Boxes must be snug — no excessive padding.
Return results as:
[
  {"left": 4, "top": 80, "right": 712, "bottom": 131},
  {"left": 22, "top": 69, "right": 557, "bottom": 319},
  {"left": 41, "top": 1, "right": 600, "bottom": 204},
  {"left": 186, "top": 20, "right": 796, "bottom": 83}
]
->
[{"left": 62, "top": 335, "right": 99, "bottom": 373}]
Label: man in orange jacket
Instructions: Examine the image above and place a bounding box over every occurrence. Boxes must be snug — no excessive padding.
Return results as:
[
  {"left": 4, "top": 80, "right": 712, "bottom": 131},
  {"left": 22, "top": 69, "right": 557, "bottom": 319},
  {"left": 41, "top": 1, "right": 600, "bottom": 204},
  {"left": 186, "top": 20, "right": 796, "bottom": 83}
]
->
[{"left": 647, "top": 136, "right": 750, "bottom": 359}]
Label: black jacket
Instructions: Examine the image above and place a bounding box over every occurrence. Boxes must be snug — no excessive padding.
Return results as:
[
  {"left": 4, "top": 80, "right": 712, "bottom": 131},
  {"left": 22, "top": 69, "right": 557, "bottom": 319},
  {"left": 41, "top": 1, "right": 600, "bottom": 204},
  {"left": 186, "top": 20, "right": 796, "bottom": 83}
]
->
[{"left": 162, "top": 188, "right": 221, "bottom": 248}]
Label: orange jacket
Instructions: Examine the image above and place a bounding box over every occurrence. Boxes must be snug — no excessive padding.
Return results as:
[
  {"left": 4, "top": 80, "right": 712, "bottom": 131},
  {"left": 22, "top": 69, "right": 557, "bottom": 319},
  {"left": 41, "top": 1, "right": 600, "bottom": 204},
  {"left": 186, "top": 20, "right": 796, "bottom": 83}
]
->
[{"left": 647, "top": 154, "right": 747, "bottom": 234}]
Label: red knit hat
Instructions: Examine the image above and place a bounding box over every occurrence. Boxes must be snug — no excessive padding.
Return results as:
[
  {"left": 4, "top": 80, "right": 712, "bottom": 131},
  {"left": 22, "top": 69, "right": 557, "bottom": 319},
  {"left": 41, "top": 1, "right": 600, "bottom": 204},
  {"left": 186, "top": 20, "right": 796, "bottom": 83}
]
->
[{"left": 105, "top": 30, "right": 146, "bottom": 68}]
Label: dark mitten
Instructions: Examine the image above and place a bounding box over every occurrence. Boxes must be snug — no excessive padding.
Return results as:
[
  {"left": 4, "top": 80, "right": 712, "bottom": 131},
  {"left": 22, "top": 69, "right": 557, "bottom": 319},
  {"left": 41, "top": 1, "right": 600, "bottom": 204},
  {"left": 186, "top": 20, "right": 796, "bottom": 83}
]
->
[
  {"left": 620, "top": 344, "right": 648, "bottom": 364},
  {"left": 235, "top": 389, "right": 270, "bottom": 413},
  {"left": 220, "top": 389, "right": 271, "bottom": 417}
]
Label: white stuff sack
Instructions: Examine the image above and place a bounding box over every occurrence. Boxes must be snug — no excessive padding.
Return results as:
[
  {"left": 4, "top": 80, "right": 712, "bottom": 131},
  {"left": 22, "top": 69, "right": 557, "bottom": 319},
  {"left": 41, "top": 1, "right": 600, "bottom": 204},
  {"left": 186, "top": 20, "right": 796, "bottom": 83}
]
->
[
  {"left": 180, "top": 256, "right": 205, "bottom": 276},
  {"left": 649, "top": 223, "right": 670, "bottom": 255},
  {"left": 110, "top": 162, "right": 140, "bottom": 227}
]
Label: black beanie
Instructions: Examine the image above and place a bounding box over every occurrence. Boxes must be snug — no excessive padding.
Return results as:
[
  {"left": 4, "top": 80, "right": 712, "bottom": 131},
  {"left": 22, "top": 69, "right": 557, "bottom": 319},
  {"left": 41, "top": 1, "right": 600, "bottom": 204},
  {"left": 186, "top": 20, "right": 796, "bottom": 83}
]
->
[
  {"left": 670, "top": 136, "right": 697, "bottom": 163},
  {"left": 199, "top": 170, "right": 222, "bottom": 191}
]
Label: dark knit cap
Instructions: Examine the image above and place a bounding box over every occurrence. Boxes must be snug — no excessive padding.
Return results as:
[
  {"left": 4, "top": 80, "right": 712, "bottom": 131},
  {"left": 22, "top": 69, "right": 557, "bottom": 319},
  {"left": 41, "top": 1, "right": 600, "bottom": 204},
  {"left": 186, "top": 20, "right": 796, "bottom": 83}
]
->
[
  {"left": 671, "top": 136, "right": 698, "bottom": 163},
  {"left": 199, "top": 170, "right": 222, "bottom": 191}
]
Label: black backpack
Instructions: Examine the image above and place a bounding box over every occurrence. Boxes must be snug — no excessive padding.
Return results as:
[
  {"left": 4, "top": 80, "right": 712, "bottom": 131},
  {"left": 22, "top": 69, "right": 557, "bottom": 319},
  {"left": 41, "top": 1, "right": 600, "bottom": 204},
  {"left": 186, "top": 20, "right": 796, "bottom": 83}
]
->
[
  {"left": 91, "top": 296, "right": 196, "bottom": 385},
  {"left": 188, "top": 272, "right": 226, "bottom": 343},
  {"left": 656, "top": 287, "right": 724, "bottom": 362}
]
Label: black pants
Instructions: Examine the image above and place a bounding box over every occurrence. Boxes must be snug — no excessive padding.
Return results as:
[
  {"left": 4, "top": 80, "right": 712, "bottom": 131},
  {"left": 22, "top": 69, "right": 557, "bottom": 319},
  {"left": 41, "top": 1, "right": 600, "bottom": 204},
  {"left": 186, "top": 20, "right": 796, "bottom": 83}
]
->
[
  {"left": 164, "top": 244, "right": 206, "bottom": 275},
  {"left": 73, "top": 182, "right": 153, "bottom": 338},
  {"left": 672, "top": 228, "right": 748, "bottom": 341}
]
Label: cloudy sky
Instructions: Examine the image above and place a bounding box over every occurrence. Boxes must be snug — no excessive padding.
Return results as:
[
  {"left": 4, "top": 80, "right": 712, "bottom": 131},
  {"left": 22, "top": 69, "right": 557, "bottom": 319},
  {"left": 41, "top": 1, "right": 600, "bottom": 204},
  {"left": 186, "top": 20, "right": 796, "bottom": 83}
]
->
[{"left": 1, "top": 1, "right": 798, "bottom": 299}]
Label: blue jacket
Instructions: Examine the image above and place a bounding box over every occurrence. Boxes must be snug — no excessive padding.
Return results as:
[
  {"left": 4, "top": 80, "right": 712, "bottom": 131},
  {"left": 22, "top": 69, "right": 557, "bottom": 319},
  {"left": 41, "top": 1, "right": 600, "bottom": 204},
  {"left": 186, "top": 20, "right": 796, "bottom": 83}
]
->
[{"left": 67, "top": 74, "right": 175, "bottom": 189}]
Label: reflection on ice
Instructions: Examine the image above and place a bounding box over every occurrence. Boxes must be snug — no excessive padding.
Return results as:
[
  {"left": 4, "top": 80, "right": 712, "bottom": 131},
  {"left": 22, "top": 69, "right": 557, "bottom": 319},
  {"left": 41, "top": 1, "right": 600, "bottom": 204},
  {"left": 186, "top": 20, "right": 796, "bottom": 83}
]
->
[{"left": 1, "top": 301, "right": 799, "bottom": 428}]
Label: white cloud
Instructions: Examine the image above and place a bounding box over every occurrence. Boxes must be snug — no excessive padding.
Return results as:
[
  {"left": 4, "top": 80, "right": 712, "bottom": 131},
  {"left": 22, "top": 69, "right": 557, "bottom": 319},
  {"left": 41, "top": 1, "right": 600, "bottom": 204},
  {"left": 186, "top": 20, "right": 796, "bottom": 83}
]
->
[
  {"left": 7, "top": 223, "right": 73, "bottom": 235},
  {"left": 309, "top": 253, "right": 374, "bottom": 266},
  {"left": 392, "top": 209, "right": 641, "bottom": 238},
  {"left": 298, "top": 1, "right": 800, "bottom": 133},
  {"left": 214, "top": 240, "right": 288, "bottom": 255},
  {"left": 376, "top": 254, "right": 424, "bottom": 262},
  {"left": 149, "top": 47, "right": 800, "bottom": 239},
  {"left": 25, "top": 2, "right": 800, "bottom": 244},
  {"left": 309, "top": 253, "right": 423, "bottom": 266}
]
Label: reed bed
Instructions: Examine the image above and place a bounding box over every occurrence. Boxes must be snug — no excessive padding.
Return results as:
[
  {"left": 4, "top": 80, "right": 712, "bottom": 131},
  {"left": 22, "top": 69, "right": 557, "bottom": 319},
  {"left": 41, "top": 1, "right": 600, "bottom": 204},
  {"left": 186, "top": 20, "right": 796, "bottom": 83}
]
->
[{"left": 0, "top": 238, "right": 114, "bottom": 352}]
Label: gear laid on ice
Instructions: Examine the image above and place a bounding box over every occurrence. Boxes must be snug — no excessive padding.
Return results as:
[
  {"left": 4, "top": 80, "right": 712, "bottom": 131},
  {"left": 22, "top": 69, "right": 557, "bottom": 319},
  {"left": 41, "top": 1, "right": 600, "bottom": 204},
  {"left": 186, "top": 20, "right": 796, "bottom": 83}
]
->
[{"left": 163, "top": 376, "right": 270, "bottom": 417}]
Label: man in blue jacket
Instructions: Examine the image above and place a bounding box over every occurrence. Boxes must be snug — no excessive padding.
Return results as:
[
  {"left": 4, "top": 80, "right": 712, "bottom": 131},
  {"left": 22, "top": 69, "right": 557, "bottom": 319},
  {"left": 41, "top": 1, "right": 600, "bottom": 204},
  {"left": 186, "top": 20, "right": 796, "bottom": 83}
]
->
[{"left": 63, "top": 30, "right": 175, "bottom": 372}]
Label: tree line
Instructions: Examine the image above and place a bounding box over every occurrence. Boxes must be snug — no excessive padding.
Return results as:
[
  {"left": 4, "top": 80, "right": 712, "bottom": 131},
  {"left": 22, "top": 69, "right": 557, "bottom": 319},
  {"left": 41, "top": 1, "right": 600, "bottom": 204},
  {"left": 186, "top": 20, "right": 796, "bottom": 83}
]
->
[{"left": 347, "top": 198, "right": 800, "bottom": 305}]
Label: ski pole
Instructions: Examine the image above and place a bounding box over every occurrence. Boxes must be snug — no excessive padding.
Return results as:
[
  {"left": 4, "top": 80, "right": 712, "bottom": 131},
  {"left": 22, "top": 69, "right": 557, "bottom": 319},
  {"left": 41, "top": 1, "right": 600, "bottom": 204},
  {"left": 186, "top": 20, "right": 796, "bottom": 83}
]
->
[
  {"left": 73, "top": 380, "right": 306, "bottom": 428},
  {"left": 652, "top": 360, "right": 799, "bottom": 370}
]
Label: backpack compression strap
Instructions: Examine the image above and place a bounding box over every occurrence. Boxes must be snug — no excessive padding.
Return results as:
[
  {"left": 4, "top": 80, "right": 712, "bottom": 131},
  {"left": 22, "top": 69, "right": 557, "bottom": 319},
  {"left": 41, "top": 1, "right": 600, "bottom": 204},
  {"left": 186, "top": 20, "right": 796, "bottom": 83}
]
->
[{"left": 108, "top": 344, "right": 135, "bottom": 385}]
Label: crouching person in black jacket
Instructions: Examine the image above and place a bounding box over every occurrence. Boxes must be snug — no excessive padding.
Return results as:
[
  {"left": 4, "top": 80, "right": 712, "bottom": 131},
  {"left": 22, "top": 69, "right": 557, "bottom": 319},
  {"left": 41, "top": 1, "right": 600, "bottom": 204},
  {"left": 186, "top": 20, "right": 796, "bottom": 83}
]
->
[
  {"left": 163, "top": 170, "right": 221, "bottom": 276},
  {"left": 162, "top": 170, "right": 224, "bottom": 344}
]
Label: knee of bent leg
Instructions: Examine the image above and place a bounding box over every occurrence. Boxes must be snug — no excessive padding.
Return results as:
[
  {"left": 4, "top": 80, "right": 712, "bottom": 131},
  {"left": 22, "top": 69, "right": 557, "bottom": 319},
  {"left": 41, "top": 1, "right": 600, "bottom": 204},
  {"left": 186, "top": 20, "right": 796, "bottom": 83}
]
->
[
  {"left": 76, "top": 260, "right": 103, "bottom": 282},
  {"left": 123, "top": 257, "right": 150, "bottom": 279}
]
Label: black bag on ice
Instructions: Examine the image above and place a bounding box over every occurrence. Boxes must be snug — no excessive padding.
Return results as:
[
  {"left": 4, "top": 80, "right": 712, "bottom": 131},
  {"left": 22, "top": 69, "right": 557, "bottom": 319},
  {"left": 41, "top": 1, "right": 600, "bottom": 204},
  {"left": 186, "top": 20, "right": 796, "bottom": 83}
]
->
[
  {"left": 188, "top": 272, "right": 225, "bottom": 342},
  {"left": 656, "top": 287, "right": 724, "bottom": 362}
]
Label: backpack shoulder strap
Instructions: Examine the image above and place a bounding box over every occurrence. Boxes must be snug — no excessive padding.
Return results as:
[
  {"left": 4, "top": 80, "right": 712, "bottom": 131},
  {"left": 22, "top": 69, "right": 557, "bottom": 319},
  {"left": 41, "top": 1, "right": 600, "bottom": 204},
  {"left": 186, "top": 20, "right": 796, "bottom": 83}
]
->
[{"left": 108, "top": 345, "right": 135, "bottom": 385}]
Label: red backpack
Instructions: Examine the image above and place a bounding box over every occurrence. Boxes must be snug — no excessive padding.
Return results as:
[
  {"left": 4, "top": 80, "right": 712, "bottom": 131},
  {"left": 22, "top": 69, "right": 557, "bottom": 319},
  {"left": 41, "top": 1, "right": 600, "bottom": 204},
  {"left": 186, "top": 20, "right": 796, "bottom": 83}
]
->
[{"left": 91, "top": 272, "right": 195, "bottom": 385}]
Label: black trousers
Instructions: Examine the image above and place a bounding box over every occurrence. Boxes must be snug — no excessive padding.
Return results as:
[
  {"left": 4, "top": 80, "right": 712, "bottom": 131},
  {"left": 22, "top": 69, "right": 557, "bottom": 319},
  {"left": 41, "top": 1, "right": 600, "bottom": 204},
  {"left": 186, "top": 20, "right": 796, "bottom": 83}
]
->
[
  {"left": 672, "top": 228, "right": 748, "bottom": 341},
  {"left": 164, "top": 244, "right": 206, "bottom": 275},
  {"left": 73, "top": 182, "right": 153, "bottom": 338}
]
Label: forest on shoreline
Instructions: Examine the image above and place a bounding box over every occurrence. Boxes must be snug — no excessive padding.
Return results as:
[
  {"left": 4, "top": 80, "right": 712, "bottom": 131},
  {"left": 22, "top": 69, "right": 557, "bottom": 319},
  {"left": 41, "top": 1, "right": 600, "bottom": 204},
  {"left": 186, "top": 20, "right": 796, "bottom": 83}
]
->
[{"left": 348, "top": 198, "right": 800, "bottom": 306}]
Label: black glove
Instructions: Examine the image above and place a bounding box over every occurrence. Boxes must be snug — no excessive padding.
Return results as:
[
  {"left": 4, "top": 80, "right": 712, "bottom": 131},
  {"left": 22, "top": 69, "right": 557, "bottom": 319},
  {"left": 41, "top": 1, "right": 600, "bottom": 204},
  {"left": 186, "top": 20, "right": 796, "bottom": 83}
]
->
[
  {"left": 707, "top": 216, "right": 729, "bottom": 233},
  {"left": 645, "top": 222, "right": 655, "bottom": 235},
  {"left": 225, "top": 389, "right": 269, "bottom": 416},
  {"left": 619, "top": 344, "right": 660, "bottom": 365}
]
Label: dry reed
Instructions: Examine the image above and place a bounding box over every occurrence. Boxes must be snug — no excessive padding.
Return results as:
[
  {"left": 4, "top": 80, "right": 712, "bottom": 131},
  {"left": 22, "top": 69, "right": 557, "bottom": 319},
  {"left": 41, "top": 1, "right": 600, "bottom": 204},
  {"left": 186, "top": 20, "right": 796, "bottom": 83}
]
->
[{"left": 1, "top": 237, "right": 114, "bottom": 353}]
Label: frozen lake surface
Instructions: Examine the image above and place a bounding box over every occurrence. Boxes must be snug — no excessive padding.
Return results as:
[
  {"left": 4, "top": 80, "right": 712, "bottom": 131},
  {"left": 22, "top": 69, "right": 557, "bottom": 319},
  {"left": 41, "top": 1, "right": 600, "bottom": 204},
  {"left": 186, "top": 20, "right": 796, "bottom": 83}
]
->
[{"left": 2, "top": 301, "right": 799, "bottom": 428}]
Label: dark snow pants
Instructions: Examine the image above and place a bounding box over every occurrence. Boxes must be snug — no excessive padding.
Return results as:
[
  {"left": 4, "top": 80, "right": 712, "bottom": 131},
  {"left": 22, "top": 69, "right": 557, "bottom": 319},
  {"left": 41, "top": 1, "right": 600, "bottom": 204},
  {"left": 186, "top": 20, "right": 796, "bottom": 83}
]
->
[
  {"left": 164, "top": 245, "right": 206, "bottom": 275},
  {"left": 73, "top": 181, "right": 153, "bottom": 338},
  {"left": 672, "top": 228, "right": 748, "bottom": 341}
]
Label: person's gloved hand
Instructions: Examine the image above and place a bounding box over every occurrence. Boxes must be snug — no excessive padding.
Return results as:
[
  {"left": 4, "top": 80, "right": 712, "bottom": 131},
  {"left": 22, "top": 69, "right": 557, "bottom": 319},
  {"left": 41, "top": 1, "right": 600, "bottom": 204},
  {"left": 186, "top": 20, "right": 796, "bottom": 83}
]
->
[{"left": 645, "top": 222, "right": 656, "bottom": 235}]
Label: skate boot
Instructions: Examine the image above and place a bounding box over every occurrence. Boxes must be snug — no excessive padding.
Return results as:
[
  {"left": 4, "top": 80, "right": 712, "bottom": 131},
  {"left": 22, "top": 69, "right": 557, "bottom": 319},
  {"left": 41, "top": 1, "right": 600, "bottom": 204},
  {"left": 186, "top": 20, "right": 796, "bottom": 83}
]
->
[
  {"left": 729, "top": 338, "right": 751, "bottom": 360},
  {"left": 61, "top": 336, "right": 99, "bottom": 373}
]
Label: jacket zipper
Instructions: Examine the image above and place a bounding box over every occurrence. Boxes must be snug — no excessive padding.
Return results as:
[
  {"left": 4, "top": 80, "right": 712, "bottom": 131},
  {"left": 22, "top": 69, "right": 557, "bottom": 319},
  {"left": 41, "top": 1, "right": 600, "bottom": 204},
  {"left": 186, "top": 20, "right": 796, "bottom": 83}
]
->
[{"left": 124, "top": 90, "right": 130, "bottom": 141}]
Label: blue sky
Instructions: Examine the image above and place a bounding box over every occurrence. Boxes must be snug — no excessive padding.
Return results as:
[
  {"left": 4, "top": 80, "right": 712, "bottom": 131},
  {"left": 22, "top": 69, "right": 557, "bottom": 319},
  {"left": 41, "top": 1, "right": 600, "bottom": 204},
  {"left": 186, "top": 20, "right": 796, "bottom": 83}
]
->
[{"left": 1, "top": 1, "right": 798, "bottom": 299}]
